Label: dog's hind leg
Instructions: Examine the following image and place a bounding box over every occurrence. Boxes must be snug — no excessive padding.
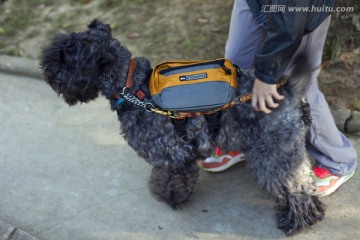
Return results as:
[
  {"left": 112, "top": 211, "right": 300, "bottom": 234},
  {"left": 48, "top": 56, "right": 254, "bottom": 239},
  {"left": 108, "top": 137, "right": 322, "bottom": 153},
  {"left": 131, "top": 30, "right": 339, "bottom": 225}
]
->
[
  {"left": 148, "top": 160, "right": 199, "bottom": 209},
  {"left": 246, "top": 127, "right": 325, "bottom": 235}
]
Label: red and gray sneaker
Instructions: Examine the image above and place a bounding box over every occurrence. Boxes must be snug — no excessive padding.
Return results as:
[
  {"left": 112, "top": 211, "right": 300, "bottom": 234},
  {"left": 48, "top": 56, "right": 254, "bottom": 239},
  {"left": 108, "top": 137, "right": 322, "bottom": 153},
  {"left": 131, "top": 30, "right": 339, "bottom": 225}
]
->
[
  {"left": 198, "top": 147, "right": 246, "bottom": 172},
  {"left": 313, "top": 166, "right": 355, "bottom": 196}
]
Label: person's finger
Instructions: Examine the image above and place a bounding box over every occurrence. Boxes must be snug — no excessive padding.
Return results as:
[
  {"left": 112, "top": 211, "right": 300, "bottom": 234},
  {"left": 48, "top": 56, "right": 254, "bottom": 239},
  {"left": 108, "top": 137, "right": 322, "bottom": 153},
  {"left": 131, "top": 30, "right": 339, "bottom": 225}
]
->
[
  {"left": 266, "top": 95, "right": 279, "bottom": 108},
  {"left": 272, "top": 91, "right": 285, "bottom": 101},
  {"left": 258, "top": 96, "right": 271, "bottom": 114},
  {"left": 252, "top": 95, "right": 260, "bottom": 111}
]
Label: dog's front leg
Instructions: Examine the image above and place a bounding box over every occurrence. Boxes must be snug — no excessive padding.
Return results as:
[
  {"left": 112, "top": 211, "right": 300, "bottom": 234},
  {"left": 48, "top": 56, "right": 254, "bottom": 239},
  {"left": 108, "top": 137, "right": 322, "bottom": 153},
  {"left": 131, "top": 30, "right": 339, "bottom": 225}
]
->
[{"left": 148, "top": 160, "right": 199, "bottom": 209}]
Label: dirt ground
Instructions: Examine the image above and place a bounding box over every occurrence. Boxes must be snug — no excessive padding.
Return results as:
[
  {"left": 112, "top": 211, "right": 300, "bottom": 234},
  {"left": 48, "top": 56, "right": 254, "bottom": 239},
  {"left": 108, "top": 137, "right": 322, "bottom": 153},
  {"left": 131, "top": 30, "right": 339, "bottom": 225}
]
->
[{"left": 0, "top": 0, "right": 359, "bottom": 110}]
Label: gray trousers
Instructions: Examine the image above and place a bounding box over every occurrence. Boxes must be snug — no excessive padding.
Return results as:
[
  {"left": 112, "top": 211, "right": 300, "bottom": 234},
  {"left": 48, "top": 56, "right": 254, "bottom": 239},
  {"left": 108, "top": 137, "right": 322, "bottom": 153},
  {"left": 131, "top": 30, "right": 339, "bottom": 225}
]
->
[{"left": 225, "top": 0, "right": 357, "bottom": 175}]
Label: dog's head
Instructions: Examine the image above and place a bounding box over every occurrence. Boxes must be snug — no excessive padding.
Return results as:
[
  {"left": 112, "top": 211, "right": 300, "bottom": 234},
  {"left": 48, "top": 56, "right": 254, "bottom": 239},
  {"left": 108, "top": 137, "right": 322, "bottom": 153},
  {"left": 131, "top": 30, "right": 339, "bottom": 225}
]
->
[{"left": 41, "top": 19, "right": 130, "bottom": 105}]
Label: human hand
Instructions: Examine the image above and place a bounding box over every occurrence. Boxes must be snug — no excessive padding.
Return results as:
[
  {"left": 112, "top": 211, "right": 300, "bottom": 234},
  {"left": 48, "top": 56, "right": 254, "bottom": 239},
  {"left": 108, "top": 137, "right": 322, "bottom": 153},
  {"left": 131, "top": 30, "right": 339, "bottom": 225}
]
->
[{"left": 252, "top": 78, "right": 284, "bottom": 114}]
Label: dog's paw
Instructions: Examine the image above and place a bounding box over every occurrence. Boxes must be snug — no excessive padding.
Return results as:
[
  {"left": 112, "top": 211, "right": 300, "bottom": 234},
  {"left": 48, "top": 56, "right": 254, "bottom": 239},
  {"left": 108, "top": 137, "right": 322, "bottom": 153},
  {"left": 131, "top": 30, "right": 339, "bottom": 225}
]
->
[
  {"left": 149, "top": 164, "right": 199, "bottom": 209},
  {"left": 169, "top": 190, "right": 189, "bottom": 209},
  {"left": 276, "top": 195, "right": 325, "bottom": 235},
  {"left": 276, "top": 211, "right": 297, "bottom": 235},
  {"left": 167, "top": 174, "right": 196, "bottom": 209}
]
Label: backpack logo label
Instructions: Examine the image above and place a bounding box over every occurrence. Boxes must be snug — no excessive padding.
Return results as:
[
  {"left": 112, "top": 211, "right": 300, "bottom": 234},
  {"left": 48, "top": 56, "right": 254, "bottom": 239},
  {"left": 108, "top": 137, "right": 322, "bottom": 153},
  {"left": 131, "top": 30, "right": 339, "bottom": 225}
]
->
[{"left": 179, "top": 73, "right": 208, "bottom": 81}]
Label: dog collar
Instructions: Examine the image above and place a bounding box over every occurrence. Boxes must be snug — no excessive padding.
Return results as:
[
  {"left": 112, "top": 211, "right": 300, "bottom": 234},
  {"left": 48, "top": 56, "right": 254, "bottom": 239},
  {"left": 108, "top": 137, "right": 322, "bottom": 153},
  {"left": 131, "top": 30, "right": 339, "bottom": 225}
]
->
[{"left": 114, "top": 58, "right": 147, "bottom": 106}]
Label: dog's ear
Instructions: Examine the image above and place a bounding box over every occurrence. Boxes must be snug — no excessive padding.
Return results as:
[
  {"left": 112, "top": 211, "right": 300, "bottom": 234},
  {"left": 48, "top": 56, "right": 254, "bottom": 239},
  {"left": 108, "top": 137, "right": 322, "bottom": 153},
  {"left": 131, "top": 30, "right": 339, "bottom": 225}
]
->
[
  {"left": 88, "top": 19, "right": 112, "bottom": 36},
  {"left": 40, "top": 32, "right": 103, "bottom": 106}
]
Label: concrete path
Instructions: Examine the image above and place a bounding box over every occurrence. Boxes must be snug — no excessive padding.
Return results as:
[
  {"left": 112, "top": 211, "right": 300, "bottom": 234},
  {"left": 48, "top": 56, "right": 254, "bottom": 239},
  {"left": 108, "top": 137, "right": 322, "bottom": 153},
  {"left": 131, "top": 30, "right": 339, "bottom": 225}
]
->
[{"left": 0, "top": 72, "right": 359, "bottom": 240}]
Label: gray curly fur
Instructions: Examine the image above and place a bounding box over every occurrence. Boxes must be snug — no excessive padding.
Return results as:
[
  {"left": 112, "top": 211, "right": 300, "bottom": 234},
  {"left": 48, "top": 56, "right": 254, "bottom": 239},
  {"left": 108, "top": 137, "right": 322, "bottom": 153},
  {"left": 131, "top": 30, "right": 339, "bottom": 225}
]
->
[{"left": 40, "top": 19, "right": 325, "bottom": 235}]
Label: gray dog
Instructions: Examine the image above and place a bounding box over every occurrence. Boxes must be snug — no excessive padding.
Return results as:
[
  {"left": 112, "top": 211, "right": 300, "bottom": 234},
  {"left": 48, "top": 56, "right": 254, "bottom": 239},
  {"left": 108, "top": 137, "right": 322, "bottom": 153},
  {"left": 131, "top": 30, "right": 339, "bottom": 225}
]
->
[{"left": 40, "top": 19, "right": 325, "bottom": 235}]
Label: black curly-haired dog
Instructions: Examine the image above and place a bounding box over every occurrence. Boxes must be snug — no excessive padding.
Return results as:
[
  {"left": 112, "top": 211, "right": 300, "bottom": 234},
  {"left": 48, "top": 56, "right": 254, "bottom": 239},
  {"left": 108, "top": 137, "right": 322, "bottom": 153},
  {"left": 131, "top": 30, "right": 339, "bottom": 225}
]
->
[{"left": 41, "top": 19, "right": 325, "bottom": 235}]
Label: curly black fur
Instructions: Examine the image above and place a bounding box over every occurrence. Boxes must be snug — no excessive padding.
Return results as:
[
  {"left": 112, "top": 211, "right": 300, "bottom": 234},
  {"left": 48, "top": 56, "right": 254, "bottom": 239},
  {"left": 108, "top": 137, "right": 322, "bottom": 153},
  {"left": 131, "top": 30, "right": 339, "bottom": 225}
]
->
[{"left": 41, "top": 19, "right": 325, "bottom": 235}]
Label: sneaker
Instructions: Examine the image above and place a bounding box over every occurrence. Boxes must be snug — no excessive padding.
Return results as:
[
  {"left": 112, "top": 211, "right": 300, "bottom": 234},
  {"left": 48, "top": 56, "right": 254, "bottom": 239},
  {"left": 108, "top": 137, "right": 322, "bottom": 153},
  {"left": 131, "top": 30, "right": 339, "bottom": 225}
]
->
[
  {"left": 313, "top": 166, "right": 355, "bottom": 196},
  {"left": 198, "top": 147, "right": 246, "bottom": 172}
]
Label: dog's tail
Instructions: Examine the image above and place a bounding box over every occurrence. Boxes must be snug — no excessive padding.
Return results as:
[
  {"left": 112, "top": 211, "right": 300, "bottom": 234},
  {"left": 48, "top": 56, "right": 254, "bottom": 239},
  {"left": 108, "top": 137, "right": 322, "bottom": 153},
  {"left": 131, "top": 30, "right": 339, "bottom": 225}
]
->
[{"left": 285, "top": 54, "right": 312, "bottom": 99}]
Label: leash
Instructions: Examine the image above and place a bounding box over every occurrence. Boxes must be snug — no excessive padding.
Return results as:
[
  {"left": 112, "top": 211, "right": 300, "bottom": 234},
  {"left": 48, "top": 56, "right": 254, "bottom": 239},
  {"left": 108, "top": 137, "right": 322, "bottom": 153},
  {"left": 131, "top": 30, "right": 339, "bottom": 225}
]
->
[{"left": 114, "top": 58, "right": 288, "bottom": 119}]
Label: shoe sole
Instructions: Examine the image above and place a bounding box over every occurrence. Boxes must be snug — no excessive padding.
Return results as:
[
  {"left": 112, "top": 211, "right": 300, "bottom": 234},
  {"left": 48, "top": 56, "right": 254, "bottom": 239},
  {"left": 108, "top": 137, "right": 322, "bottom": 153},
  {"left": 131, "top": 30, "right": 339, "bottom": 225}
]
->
[
  {"left": 319, "top": 170, "right": 355, "bottom": 196},
  {"left": 199, "top": 154, "right": 246, "bottom": 172}
]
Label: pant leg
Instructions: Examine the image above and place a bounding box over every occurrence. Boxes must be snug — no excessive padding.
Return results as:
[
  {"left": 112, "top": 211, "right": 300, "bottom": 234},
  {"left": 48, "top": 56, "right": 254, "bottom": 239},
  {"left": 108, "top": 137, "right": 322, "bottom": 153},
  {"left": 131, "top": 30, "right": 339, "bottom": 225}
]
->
[
  {"left": 303, "top": 17, "right": 357, "bottom": 175},
  {"left": 285, "top": 16, "right": 357, "bottom": 176},
  {"left": 225, "top": 0, "right": 266, "bottom": 68}
]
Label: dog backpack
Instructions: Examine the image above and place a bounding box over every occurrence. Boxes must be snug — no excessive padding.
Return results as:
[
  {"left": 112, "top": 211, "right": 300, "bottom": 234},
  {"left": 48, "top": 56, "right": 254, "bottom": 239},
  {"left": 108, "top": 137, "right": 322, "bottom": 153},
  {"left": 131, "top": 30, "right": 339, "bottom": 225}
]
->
[{"left": 149, "top": 58, "right": 238, "bottom": 112}]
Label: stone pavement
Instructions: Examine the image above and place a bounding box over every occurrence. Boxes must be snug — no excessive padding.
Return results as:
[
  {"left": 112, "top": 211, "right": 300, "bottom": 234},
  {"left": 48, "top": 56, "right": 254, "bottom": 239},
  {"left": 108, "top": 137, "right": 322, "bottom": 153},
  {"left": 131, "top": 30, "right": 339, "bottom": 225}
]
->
[
  {"left": 0, "top": 221, "right": 37, "bottom": 240},
  {"left": 0, "top": 56, "right": 359, "bottom": 240}
]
